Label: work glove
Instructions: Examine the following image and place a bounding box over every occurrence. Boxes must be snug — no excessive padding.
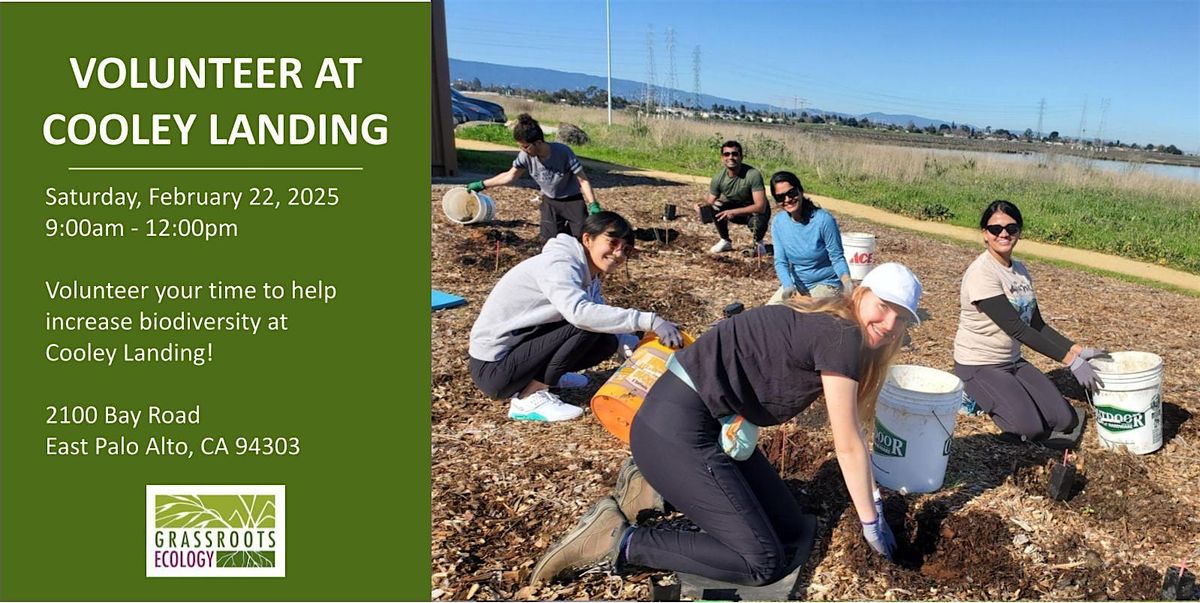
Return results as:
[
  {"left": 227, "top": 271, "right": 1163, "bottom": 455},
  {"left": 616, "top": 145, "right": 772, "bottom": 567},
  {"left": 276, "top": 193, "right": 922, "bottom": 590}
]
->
[
  {"left": 616, "top": 333, "right": 641, "bottom": 359},
  {"left": 1078, "top": 347, "right": 1110, "bottom": 361},
  {"left": 588, "top": 201, "right": 602, "bottom": 215},
  {"left": 718, "top": 415, "right": 759, "bottom": 461},
  {"left": 466, "top": 181, "right": 486, "bottom": 193},
  {"left": 861, "top": 514, "right": 896, "bottom": 560},
  {"left": 779, "top": 286, "right": 797, "bottom": 301},
  {"left": 873, "top": 487, "right": 894, "bottom": 549},
  {"left": 651, "top": 317, "right": 683, "bottom": 349},
  {"left": 1069, "top": 355, "right": 1104, "bottom": 394},
  {"left": 842, "top": 278, "right": 855, "bottom": 296}
]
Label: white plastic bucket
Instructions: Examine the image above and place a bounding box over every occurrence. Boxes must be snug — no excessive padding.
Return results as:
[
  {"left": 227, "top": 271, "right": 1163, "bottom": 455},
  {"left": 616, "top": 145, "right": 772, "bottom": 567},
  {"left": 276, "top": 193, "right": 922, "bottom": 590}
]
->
[
  {"left": 441, "top": 187, "right": 496, "bottom": 224},
  {"left": 1089, "top": 351, "right": 1164, "bottom": 455},
  {"left": 872, "top": 365, "right": 963, "bottom": 494},
  {"left": 841, "top": 232, "right": 877, "bottom": 280}
]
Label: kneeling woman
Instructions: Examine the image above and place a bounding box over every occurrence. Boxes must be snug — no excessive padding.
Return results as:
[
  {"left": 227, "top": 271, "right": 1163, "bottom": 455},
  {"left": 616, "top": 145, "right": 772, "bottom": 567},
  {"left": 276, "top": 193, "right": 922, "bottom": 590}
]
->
[
  {"left": 468, "top": 211, "right": 682, "bottom": 423},
  {"left": 953, "top": 200, "right": 1104, "bottom": 445},
  {"left": 531, "top": 263, "right": 922, "bottom": 585}
]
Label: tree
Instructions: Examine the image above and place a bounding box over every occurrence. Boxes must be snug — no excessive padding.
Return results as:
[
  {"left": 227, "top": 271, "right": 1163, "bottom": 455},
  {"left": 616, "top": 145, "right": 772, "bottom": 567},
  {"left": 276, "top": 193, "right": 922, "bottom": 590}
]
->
[
  {"left": 1023, "top": 128, "right": 1034, "bottom": 140},
  {"left": 1048, "top": 131, "right": 1060, "bottom": 142},
  {"left": 1164, "top": 144, "right": 1183, "bottom": 155},
  {"left": 739, "top": 104, "right": 747, "bottom": 114},
  {"left": 471, "top": 77, "right": 482, "bottom": 90},
  {"left": 938, "top": 123, "right": 951, "bottom": 132}
]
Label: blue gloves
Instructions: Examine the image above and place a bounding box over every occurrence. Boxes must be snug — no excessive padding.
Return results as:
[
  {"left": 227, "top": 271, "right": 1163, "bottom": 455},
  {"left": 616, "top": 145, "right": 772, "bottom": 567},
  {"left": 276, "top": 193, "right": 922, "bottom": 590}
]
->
[
  {"left": 1069, "top": 355, "right": 1103, "bottom": 393},
  {"left": 1079, "top": 347, "right": 1110, "bottom": 361},
  {"left": 467, "top": 181, "right": 486, "bottom": 193},
  {"left": 616, "top": 333, "right": 640, "bottom": 359},
  {"left": 651, "top": 317, "right": 683, "bottom": 349},
  {"left": 862, "top": 486, "right": 896, "bottom": 559},
  {"left": 719, "top": 415, "right": 759, "bottom": 461},
  {"left": 588, "top": 201, "right": 602, "bottom": 215}
]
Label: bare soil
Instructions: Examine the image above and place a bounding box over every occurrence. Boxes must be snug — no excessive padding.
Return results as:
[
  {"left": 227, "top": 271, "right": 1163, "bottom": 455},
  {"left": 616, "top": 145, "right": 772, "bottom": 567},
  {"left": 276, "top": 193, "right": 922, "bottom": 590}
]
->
[{"left": 430, "top": 173, "right": 1200, "bottom": 601}]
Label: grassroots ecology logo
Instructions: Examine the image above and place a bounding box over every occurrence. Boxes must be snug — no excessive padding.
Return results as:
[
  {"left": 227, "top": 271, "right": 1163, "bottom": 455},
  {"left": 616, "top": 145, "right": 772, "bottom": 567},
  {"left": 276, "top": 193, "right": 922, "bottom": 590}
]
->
[{"left": 146, "top": 485, "right": 285, "bottom": 577}]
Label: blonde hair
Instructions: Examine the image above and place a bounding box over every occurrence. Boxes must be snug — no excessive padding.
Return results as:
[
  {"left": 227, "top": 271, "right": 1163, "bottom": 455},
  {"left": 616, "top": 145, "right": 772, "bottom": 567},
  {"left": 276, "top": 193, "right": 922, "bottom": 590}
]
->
[{"left": 784, "top": 287, "right": 905, "bottom": 430}]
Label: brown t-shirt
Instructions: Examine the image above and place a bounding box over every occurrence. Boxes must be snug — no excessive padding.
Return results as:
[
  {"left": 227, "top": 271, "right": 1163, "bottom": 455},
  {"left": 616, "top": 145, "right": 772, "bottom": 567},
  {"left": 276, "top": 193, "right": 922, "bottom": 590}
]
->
[
  {"left": 954, "top": 251, "right": 1037, "bottom": 365},
  {"left": 675, "top": 305, "right": 862, "bottom": 426}
]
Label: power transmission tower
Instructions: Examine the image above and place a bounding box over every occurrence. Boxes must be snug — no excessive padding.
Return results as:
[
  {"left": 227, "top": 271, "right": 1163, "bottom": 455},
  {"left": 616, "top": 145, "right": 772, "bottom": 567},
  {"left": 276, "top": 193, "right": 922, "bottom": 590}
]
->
[
  {"left": 644, "top": 25, "right": 657, "bottom": 112},
  {"left": 691, "top": 46, "right": 701, "bottom": 109},
  {"left": 1036, "top": 98, "right": 1045, "bottom": 140},
  {"left": 665, "top": 28, "right": 677, "bottom": 109},
  {"left": 1076, "top": 98, "right": 1088, "bottom": 144},
  {"left": 1095, "top": 98, "right": 1111, "bottom": 146}
]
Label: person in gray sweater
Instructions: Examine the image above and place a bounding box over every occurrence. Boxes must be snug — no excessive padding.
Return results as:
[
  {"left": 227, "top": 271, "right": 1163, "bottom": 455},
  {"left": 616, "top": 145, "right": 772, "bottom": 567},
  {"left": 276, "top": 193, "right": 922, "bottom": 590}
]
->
[{"left": 468, "top": 212, "right": 683, "bottom": 422}]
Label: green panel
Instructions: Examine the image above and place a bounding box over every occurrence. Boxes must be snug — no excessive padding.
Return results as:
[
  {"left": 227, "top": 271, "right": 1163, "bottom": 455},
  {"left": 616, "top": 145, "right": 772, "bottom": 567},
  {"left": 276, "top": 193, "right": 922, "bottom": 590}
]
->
[{"left": 1, "top": 3, "right": 430, "bottom": 599}]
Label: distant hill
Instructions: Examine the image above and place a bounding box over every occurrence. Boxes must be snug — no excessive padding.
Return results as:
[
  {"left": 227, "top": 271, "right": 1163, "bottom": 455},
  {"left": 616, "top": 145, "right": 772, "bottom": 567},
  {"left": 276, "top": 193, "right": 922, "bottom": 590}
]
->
[
  {"left": 450, "top": 58, "right": 826, "bottom": 115},
  {"left": 449, "top": 58, "right": 952, "bottom": 128}
]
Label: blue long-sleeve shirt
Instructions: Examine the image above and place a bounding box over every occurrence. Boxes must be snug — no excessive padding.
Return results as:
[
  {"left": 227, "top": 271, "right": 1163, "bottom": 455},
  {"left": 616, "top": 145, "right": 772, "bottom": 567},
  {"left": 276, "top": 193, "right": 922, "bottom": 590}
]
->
[{"left": 771, "top": 208, "right": 850, "bottom": 290}]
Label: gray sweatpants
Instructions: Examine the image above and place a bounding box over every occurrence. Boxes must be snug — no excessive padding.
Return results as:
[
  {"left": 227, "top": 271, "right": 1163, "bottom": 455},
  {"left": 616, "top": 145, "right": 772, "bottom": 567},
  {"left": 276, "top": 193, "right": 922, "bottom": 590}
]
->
[{"left": 954, "top": 359, "right": 1077, "bottom": 439}]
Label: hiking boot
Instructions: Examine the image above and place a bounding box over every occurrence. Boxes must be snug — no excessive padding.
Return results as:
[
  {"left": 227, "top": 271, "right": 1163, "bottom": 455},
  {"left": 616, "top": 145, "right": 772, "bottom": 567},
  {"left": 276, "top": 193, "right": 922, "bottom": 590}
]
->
[
  {"left": 530, "top": 496, "right": 629, "bottom": 585},
  {"left": 613, "top": 458, "right": 664, "bottom": 523},
  {"left": 508, "top": 390, "right": 583, "bottom": 422},
  {"left": 709, "top": 239, "right": 733, "bottom": 253},
  {"left": 555, "top": 372, "right": 590, "bottom": 389}
]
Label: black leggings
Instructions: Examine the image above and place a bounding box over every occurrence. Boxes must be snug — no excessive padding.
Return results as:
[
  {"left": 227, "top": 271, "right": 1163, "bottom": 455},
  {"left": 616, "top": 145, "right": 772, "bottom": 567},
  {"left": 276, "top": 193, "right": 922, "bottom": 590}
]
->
[
  {"left": 955, "top": 359, "right": 1077, "bottom": 439},
  {"left": 468, "top": 321, "right": 616, "bottom": 399},
  {"left": 627, "top": 371, "right": 806, "bottom": 586}
]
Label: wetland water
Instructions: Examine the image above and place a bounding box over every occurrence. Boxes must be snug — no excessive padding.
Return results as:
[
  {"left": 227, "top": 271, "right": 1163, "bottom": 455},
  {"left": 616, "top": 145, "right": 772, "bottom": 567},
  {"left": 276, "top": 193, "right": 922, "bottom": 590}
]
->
[{"left": 922, "top": 147, "right": 1200, "bottom": 183}]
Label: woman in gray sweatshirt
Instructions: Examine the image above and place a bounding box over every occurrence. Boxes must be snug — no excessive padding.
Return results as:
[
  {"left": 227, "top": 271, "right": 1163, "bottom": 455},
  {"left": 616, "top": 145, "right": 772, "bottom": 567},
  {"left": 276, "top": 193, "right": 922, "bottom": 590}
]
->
[{"left": 468, "top": 212, "right": 683, "bottom": 422}]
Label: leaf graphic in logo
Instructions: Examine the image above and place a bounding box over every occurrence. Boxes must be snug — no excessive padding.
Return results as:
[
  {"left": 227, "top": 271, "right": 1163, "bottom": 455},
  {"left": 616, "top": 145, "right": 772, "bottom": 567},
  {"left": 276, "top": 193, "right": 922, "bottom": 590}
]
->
[
  {"left": 155, "top": 495, "right": 275, "bottom": 528},
  {"left": 216, "top": 551, "right": 275, "bottom": 568}
]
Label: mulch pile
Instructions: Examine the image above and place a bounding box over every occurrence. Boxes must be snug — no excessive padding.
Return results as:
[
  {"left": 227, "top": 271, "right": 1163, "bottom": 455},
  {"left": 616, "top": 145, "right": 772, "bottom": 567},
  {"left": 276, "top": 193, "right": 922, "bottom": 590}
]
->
[{"left": 430, "top": 172, "right": 1200, "bottom": 601}]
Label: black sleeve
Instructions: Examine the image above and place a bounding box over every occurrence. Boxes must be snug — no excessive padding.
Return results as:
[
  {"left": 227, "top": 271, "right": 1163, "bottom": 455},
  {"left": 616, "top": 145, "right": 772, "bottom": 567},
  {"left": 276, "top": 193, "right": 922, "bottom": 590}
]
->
[
  {"left": 1028, "top": 304, "right": 1075, "bottom": 354},
  {"left": 975, "top": 295, "right": 1073, "bottom": 362}
]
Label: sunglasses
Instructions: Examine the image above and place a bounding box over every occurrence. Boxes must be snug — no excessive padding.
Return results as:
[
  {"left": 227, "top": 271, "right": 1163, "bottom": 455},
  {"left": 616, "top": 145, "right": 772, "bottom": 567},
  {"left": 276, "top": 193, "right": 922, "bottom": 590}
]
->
[
  {"left": 721, "top": 151, "right": 741, "bottom": 157},
  {"left": 985, "top": 223, "right": 1021, "bottom": 236},
  {"left": 773, "top": 188, "right": 802, "bottom": 204}
]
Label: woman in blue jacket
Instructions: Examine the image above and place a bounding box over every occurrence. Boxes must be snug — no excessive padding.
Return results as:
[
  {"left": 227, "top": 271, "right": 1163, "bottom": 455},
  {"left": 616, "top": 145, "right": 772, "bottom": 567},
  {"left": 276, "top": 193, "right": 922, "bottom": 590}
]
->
[{"left": 767, "top": 171, "right": 853, "bottom": 302}]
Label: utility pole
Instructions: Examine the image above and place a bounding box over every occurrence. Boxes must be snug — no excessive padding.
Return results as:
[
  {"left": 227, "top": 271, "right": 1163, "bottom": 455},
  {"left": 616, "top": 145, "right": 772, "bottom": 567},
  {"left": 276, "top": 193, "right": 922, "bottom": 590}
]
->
[
  {"left": 606, "top": 0, "right": 612, "bottom": 125},
  {"left": 1036, "top": 97, "right": 1045, "bottom": 140},
  {"left": 691, "top": 46, "right": 701, "bottom": 109}
]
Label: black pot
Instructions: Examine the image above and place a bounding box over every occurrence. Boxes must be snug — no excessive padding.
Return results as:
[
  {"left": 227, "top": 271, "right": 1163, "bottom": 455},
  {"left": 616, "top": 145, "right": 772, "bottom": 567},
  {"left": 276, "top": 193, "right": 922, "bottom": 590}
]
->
[{"left": 663, "top": 204, "right": 677, "bottom": 220}]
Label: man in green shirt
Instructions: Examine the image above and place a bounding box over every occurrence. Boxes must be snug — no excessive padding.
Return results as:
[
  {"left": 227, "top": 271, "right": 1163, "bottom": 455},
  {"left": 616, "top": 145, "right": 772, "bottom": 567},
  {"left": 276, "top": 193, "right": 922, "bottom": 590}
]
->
[{"left": 695, "top": 140, "right": 771, "bottom": 255}]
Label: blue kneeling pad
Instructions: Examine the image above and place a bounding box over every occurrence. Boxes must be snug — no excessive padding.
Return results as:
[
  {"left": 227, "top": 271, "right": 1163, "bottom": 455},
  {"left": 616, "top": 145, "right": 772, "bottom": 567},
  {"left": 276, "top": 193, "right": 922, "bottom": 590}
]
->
[{"left": 431, "top": 290, "right": 466, "bottom": 311}]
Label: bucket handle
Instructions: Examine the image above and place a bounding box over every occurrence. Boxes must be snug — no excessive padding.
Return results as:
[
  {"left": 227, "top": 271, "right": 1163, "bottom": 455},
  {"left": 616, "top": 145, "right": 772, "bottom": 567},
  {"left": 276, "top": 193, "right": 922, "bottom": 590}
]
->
[{"left": 932, "top": 410, "right": 954, "bottom": 439}]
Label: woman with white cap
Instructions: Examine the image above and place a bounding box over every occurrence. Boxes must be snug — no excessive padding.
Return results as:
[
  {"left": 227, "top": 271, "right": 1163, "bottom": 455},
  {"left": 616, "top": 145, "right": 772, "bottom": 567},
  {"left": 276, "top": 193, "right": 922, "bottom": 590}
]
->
[{"left": 530, "top": 263, "right": 923, "bottom": 586}]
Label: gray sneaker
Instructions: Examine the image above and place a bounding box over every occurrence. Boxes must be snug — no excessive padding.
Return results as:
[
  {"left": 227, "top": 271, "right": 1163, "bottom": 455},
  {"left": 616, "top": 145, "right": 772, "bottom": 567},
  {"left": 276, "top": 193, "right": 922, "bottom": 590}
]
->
[
  {"left": 529, "top": 497, "right": 628, "bottom": 585},
  {"left": 613, "top": 458, "right": 664, "bottom": 523}
]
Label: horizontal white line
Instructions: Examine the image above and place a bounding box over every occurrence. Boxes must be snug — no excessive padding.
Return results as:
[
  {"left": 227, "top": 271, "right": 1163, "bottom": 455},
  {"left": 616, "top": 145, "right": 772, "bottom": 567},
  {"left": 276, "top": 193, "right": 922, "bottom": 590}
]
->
[{"left": 68, "top": 167, "right": 363, "bottom": 171}]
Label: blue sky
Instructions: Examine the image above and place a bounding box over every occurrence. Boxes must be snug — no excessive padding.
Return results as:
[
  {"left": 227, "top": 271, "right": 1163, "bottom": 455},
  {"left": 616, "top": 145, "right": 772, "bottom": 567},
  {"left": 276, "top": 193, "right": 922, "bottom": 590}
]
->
[{"left": 446, "top": 0, "right": 1199, "bottom": 151}]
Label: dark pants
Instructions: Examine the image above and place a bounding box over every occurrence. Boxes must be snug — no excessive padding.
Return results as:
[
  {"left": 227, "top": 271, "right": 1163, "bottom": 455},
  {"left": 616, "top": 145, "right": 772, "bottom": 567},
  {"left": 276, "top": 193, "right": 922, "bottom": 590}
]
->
[
  {"left": 627, "top": 371, "right": 806, "bottom": 586},
  {"left": 955, "top": 359, "right": 1077, "bottom": 439},
  {"left": 539, "top": 193, "right": 587, "bottom": 243},
  {"left": 469, "top": 321, "right": 616, "bottom": 399},
  {"left": 713, "top": 198, "right": 770, "bottom": 242}
]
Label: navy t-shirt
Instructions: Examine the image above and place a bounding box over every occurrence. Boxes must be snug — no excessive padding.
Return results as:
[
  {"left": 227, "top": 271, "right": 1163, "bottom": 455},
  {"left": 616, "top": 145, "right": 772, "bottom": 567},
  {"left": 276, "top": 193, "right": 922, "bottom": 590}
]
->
[{"left": 675, "top": 305, "right": 863, "bottom": 426}]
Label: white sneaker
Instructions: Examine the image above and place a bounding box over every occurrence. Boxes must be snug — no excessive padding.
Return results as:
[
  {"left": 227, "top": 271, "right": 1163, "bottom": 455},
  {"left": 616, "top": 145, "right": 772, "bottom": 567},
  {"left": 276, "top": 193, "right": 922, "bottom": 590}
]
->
[
  {"left": 556, "top": 372, "right": 590, "bottom": 389},
  {"left": 709, "top": 239, "right": 733, "bottom": 253},
  {"left": 508, "top": 390, "right": 584, "bottom": 422}
]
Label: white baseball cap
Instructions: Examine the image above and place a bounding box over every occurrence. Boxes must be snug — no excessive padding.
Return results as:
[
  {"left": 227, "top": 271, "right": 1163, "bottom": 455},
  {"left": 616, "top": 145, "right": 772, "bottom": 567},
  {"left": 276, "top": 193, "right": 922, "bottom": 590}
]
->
[{"left": 860, "top": 262, "right": 922, "bottom": 324}]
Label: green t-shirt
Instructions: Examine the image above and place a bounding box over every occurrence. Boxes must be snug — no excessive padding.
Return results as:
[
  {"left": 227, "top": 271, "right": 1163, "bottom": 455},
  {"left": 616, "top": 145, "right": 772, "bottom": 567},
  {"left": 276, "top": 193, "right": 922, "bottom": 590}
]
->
[{"left": 709, "top": 164, "right": 765, "bottom": 206}]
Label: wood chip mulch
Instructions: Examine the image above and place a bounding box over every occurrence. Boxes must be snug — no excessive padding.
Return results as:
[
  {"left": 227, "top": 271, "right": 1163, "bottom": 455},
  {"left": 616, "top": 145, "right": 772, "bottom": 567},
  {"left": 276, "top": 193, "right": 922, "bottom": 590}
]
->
[{"left": 430, "top": 172, "right": 1200, "bottom": 601}]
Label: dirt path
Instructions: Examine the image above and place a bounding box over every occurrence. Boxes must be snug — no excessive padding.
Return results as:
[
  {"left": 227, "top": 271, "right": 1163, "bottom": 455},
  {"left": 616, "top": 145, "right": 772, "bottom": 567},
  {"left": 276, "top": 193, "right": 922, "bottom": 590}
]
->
[{"left": 454, "top": 138, "right": 1200, "bottom": 293}]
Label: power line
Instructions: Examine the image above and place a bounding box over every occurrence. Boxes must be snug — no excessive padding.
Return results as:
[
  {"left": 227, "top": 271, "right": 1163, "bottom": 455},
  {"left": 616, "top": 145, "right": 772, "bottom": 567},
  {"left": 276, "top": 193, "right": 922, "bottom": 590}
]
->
[
  {"left": 666, "top": 28, "right": 677, "bottom": 109},
  {"left": 692, "top": 45, "right": 701, "bottom": 109},
  {"left": 1036, "top": 98, "right": 1045, "bottom": 140},
  {"left": 644, "top": 25, "right": 657, "bottom": 111}
]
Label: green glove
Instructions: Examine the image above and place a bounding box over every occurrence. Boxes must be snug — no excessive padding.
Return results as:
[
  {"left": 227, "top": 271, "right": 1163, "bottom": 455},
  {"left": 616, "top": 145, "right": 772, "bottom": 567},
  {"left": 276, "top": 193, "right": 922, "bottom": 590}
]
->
[
  {"left": 588, "top": 201, "right": 602, "bottom": 215},
  {"left": 467, "top": 181, "right": 486, "bottom": 193}
]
